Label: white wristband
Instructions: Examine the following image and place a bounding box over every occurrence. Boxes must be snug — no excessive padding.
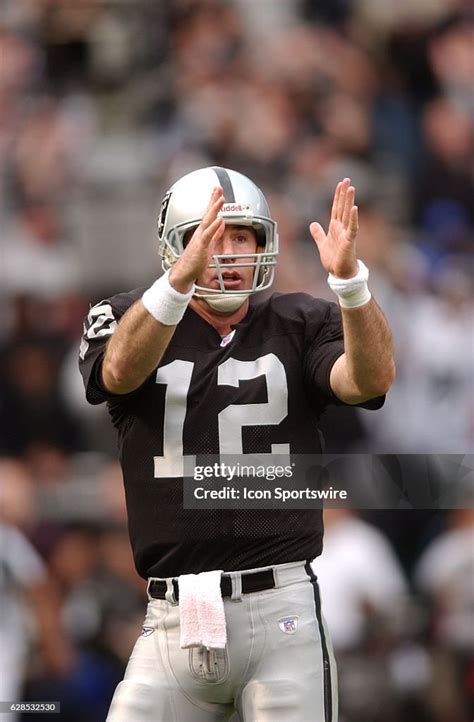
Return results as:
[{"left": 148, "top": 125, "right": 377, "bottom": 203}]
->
[
  {"left": 142, "top": 270, "right": 195, "bottom": 326},
  {"left": 328, "top": 260, "right": 372, "bottom": 308}
]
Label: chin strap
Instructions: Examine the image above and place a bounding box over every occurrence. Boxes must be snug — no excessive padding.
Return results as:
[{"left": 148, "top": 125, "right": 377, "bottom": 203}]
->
[{"left": 201, "top": 293, "right": 250, "bottom": 313}]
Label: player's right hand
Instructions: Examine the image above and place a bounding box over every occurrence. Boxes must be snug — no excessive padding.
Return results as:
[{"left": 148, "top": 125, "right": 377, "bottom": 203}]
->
[{"left": 169, "top": 187, "right": 225, "bottom": 293}]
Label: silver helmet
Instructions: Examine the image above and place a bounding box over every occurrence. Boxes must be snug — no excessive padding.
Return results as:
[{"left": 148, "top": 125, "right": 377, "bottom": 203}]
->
[{"left": 158, "top": 166, "right": 278, "bottom": 311}]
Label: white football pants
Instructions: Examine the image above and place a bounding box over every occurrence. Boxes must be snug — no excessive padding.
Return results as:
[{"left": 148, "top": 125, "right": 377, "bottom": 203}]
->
[{"left": 106, "top": 561, "right": 338, "bottom": 722}]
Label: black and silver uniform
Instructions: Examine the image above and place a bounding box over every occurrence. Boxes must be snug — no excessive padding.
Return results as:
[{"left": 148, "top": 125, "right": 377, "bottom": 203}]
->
[{"left": 79, "top": 291, "right": 382, "bottom": 579}]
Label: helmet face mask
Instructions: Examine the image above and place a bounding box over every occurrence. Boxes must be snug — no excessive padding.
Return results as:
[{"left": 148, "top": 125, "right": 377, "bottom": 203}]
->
[{"left": 158, "top": 167, "right": 278, "bottom": 304}]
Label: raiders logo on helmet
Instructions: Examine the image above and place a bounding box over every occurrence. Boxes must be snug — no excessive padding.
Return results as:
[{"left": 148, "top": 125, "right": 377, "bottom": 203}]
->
[{"left": 157, "top": 191, "right": 172, "bottom": 241}]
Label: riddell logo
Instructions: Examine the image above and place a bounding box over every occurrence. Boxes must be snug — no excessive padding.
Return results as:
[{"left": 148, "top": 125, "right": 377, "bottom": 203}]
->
[{"left": 222, "top": 203, "right": 250, "bottom": 212}]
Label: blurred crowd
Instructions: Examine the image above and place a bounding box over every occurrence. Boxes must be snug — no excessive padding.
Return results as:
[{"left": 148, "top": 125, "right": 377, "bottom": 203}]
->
[{"left": 0, "top": 1, "right": 473, "bottom": 721}]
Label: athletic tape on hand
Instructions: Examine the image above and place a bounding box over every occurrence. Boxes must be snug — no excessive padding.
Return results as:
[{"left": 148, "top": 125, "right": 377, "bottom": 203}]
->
[
  {"left": 328, "top": 260, "right": 371, "bottom": 309},
  {"left": 142, "top": 270, "right": 195, "bottom": 326}
]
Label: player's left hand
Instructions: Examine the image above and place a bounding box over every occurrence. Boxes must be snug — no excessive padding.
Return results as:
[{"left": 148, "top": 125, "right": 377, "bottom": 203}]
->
[{"left": 309, "top": 178, "right": 359, "bottom": 279}]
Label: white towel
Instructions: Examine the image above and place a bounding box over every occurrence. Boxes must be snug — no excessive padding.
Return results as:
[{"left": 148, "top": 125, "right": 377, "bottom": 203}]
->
[
  {"left": 178, "top": 570, "right": 227, "bottom": 649},
  {"left": 178, "top": 573, "right": 200, "bottom": 648},
  {"left": 196, "top": 570, "right": 227, "bottom": 649}
]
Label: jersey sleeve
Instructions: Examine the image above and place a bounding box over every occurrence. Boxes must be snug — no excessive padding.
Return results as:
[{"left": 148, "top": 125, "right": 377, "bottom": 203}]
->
[
  {"left": 78, "top": 289, "right": 142, "bottom": 405},
  {"left": 303, "top": 298, "right": 384, "bottom": 412}
]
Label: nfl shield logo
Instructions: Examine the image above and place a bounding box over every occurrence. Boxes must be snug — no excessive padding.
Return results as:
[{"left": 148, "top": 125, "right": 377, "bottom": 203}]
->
[{"left": 278, "top": 616, "right": 299, "bottom": 634}]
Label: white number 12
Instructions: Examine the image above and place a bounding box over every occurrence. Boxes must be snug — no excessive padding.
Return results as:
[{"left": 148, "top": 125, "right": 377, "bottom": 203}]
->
[{"left": 154, "top": 353, "right": 290, "bottom": 478}]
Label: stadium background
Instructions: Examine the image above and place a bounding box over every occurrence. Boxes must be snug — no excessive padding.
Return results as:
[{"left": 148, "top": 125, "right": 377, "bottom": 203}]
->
[{"left": 0, "top": 1, "right": 472, "bottom": 720}]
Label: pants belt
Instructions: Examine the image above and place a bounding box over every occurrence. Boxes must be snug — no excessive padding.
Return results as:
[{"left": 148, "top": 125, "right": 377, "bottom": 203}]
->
[{"left": 148, "top": 568, "right": 276, "bottom": 601}]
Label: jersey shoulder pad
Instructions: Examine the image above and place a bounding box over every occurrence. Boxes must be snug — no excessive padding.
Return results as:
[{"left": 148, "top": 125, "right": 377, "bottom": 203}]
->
[
  {"left": 104, "top": 287, "right": 147, "bottom": 316},
  {"left": 260, "top": 292, "right": 335, "bottom": 325}
]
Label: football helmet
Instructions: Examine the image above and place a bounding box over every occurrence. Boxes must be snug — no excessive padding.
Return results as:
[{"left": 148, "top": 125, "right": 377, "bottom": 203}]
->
[{"left": 158, "top": 166, "right": 278, "bottom": 311}]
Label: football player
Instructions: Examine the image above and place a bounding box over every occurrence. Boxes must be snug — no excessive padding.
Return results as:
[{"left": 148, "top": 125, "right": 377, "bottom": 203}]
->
[{"left": 79, "top": 167, "right": 395, "bottom": 721}]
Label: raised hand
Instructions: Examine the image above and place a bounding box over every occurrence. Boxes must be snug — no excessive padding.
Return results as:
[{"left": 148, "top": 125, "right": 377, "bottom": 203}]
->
[
  {"left": 310, "top": 178, "right": 359, "bottom": 279},
  {"left": 169, "top": 187, "right": 225, "bottom": 292}
]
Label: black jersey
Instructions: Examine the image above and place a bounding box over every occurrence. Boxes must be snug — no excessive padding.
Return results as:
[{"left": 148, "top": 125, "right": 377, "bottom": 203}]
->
[{"left": 79, "top": 291, "right": 383, "bottom": 579}]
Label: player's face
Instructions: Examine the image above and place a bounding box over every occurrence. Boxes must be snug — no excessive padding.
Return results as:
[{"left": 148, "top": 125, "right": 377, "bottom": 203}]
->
[{"left": 190, "top": 224, "right": 261, "bottom": 292}]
